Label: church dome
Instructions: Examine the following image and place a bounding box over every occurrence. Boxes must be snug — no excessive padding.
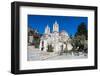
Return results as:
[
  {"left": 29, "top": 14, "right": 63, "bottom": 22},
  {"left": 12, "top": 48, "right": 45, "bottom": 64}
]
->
[{"left": 60, "top": 30, "right": 69, "bottom": 37}]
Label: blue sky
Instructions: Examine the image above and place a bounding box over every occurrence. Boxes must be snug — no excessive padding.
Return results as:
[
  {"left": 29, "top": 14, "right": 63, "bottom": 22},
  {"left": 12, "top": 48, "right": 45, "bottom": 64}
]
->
[{"left": 28, "top": 15, "right": 88, "bottom": 36}]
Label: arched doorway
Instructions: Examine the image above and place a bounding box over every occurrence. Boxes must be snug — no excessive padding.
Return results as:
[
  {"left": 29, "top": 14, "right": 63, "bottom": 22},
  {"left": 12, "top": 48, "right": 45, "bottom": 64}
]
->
[{"left": 41, "top": 41, "right": 44, "bottom": 51}]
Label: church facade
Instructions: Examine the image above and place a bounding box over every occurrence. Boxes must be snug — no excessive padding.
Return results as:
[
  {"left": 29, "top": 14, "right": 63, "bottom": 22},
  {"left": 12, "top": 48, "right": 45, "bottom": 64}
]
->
[{"left": 39, "top": 21, "right": 73, "bottom": 53}]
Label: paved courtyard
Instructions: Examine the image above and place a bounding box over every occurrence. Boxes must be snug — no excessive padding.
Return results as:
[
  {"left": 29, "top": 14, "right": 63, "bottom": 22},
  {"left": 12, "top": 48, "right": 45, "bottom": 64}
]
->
[{"left": 27, "top": 46, "right": 88, "bottom": 61}]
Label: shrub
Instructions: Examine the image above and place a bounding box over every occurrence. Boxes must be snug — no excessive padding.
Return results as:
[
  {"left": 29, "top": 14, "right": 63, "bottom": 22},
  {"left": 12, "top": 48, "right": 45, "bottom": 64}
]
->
[{"left": 47, "top": 45, "right": 54, "bottom": 52}]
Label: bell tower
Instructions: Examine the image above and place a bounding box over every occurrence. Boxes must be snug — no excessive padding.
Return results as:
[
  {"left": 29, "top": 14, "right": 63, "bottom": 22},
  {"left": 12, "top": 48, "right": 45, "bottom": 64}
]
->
[
  {"left": 45, "top": 25, "right": 50, "bottom": 34},
  {"left": 53, "top": 21, "right": 59, "bottom": 32}
]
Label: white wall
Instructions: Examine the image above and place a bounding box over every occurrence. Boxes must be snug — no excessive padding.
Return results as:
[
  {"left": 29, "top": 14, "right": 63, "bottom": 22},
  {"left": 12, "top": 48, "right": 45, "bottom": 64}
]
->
[{"left": 0, "top": 0, "right": 99, "bottom": 76}]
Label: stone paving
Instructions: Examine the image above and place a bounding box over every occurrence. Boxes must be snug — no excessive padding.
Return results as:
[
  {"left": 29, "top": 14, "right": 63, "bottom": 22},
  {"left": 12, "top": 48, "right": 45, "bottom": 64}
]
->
[{"left": 27, "top": 46, "right": 88, "bottom": 61}]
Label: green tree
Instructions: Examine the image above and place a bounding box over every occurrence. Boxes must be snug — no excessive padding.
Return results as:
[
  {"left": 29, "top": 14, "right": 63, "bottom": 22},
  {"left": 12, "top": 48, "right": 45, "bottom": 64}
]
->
[
  {"left": 34, "top": 37, "right": 40, "bottom": 48},
  {"left": 75, "top": 22, "right": 87, "bottom": 40},
  {"left": 71, "top": 22, "right": 88, "bottom": 52},
  {"left": 47, "top": 45, "right": 54, "bottom": 52}
]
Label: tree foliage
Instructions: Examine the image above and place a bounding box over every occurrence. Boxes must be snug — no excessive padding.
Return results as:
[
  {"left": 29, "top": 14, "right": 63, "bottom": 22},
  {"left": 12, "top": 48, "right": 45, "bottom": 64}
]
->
[
  {"left": 47, "top": 45, "right": 54, "bottom": 52},
  {"left": 71, "top": 22, "right": 88, "bottom": 53},
  {"left": 75, "top": 22, "right": 87, "bottom": 40}
]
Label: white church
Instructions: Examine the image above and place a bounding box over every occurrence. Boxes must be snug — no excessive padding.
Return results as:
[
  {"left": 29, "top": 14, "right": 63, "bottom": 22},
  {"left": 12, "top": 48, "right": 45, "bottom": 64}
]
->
[{"left": 39, "top": 21, "right": 73, "bottom": 53}]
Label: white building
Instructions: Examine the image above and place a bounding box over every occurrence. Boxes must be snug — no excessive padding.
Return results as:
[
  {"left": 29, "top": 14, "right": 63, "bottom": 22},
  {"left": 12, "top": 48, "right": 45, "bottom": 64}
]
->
[{"left": 39, "top": 21, "right": 73, "bottom": 53}]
